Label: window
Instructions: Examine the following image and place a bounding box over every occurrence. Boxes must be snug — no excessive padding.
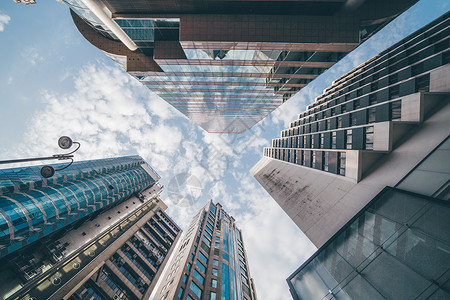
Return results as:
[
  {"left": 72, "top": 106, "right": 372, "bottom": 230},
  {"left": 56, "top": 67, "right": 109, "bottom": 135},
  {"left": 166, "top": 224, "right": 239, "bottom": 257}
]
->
[
  {"left": 369, "top": 93, "right": 377, "bottom": 105},
  {"left": 213, "top": 259, "right": 219, "bottom": 266},
  {"left": 183, "top": 274, "right": 188, "bottom": 283},
  {"left": 338, "top": 152, "right": 346, "bottom": 176},
  {"left": 198, "top": 251, "right": 208, "bottom": 264},
  {"left": 178, "top": 287, "right": 184, "bottom": 299},
  {"left": 215, "top": 242, "right": 220, "bottom": 247},
  {"left": 212, "top": 268, "right": 218, "bottom": 276},
  {"left": 320, "top": 134, "right": 324, "bottom": 149},
  {"left": 346, "top": 130, "right": 352, "bottom": 150},
  {"left": 354, "top": 99, "right": 360, "bottom": 109},
  {"left": 187, "top": 263, "right": 192, "bottom": 271},
  {"left": 338, "top": 116, "right": 343, "bottom": 128},
  {"left": 324, "top": 152, "right": 329, "bottom": 172},
  {"left": 211, "top": 278, "right": 218, "bottom": 288},
  {"left": 193, "top": 269, "right": 205, "bottom": 285},
  {"left": 187, "top": 295, "right": 194, "bottom": 300},
  {"left": 332, "top": 132, "right": 337, "bottom": 149},
  {"left": 391, "top": 100, "right": 401, "bottom": 120},
  {"left": 341, "top": 104, "right": 347, "bottom": 113},
  {"left": 209, "top": 291, "right": 217, "bottom": 300},
  {"left": 190, "top": 282, "right": 202, "bottom": 298},
  {"left": 365, "top": 127, "right": 374, "bottom": 150},
  {"left": 312, "top": 151, "right": 317, "bottom": 169},
  {"left": 368, "top": 107, "right": 376, "bottom": 123},
  {"left": 196, "top": 259, "right": 206, "bottom": 273},
  {"left": 350, "top": 113, "right": 357, "bottom": 126}
]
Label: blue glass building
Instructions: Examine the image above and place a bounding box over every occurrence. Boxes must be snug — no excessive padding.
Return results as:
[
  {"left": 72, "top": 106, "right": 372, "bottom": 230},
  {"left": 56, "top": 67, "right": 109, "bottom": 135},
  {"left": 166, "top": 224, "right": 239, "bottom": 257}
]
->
[
  {"left": 0, "top": 155, "right": 159, "bottom": 259},
  {"left": 155, "top": 201, "right": 258, "bottom": 300}
]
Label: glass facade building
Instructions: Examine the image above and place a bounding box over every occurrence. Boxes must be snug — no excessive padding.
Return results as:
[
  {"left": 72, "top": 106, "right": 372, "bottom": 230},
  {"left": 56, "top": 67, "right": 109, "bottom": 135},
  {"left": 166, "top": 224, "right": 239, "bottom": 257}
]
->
[
  {"left": 0, "top": 156, "right": 182, "bottom": 300},
  {"left": 0, "top": 155, "right": 158, "bottom": 259},
  {"left": 288, "top": 186, "right": 450, "bottom": 300},
  {"left": 61, "top": 0, "right": 418, "bottom": 133},
  {"left": 155, "top": 202, "right": 257, "bottom": 300}
]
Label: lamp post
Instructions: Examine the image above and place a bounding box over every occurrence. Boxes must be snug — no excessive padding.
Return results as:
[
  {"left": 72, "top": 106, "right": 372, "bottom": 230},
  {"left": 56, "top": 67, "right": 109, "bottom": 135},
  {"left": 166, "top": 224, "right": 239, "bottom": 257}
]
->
[{"left": 0, "top": 136, "right": 80, "bottom": 178}]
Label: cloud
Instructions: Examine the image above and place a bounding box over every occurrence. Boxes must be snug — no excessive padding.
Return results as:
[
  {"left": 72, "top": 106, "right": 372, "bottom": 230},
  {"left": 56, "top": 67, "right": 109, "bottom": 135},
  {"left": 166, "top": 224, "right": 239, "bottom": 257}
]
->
[
  {"left": 21, "top": 47, "right": 44, "bottom": 65},
  {"left": 0, "top": 13, "right": 10, "bottom": 32}
]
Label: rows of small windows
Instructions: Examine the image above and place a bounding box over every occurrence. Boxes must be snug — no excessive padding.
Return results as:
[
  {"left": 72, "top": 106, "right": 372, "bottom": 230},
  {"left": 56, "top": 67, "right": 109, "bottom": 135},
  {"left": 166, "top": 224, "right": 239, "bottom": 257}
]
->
[
  {"left": 293, "top": 26, "right": 447, "bottom": 128},
  {"left": 285, "top": 96, "right": 404, "bottom": 140},
  {"left": 99, "top": 266, "right": 130, "bottom": 299},
  {"left": 120, "top": 244, "right": 155, "bottom": 280},
  {"left": 265, "top": 149, "right": 347, "bottom": 176},
  {"left": 311, "top": 16, "right": 449, "bottom": 109},
  {"left": 274, "top": 124, "right": 376, "bottom": 152},
  {"left": 110, "top": 253, "right": 148, "bottom": 293},
  {"left": 155, "top": 211, "right": 180, "bottom": 236}
]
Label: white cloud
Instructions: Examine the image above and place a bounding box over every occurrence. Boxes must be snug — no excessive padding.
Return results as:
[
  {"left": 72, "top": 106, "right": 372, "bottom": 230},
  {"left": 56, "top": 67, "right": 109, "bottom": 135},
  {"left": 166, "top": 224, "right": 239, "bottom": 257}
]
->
[
  {"left": 0, "top": 13, "right": 10, "bottom": 32},
  {"left": 21, "top": 47, "right": 44, "bottom": 65}
]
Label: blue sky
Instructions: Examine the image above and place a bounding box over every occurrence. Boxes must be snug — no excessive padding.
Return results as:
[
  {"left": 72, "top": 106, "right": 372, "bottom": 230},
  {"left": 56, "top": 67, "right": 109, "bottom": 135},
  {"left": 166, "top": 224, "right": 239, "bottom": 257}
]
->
[{"left": 0, "top": 1, "right": 448, "bottom": 299}]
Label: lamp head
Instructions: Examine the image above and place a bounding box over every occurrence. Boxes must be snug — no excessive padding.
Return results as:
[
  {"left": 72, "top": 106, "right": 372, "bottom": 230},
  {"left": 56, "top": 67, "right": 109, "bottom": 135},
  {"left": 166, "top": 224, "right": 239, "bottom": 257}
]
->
[
  {"left": 58, "top": 136, "right": 73, "bottom": 149},
  {"left": 41, "top": 166, "right": 55, "bottom": 178}
]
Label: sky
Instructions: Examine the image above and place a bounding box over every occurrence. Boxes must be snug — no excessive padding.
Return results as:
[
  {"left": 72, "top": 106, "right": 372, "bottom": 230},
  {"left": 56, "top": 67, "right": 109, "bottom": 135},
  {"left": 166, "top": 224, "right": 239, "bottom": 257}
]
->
[{"left": 0, "top": 1, "right": 449, "bottom": 299}]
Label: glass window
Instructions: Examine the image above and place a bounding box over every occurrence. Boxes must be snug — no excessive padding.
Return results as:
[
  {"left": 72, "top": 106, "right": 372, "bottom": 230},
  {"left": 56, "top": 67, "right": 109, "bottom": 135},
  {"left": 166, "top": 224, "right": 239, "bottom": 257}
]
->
[
  {"left": 332, "top": 132, "right": 337, "bottom": 149},
  {"left": 338, "top": 116, "right": 343, "bottom": 128},
  {"left": 187, "top": 295, "right": 194, "bottom": 300},
  {"left": 365, "top": 127, "right": 374, "bottom": 150},
  {"left": 187, "top": 263, "right": 192, "bottom": 271},
  {"left": 190, "top": 281, "right": 202, "bottom": 298},
  {"left": 209, "top": 291, "right": 217, "bottom": 300},
  {"left": 215, "top": 242, "right": 220, "bottom": 247},
  {"left": 213, "top": 259, "right": 219, "bottom": 266},
  {"left": 211, "top": 278, "right": 218, "bottom": 288},
  {"left": 324, "top": 152, "right": 329, "bottom": 172},
  {"left": 193, "top": 269, "right": 205, "bottom": 285},
  {"left": 178, "top": 287, "right": 184, "bottom": 299},
  {"left": 368, "top": 107, "right": 376, "bottom": 123},
  {"left": 212, "top": 268, "right": 218, "bottom": 276},
  {"left": 346, "top": 130, "right": 352, "bottom": 150},
  {"left": 338, "top": 152, "right": 346, "bottom": 176},
  {"left": 199, "top": 251, "right": 208, "bottom": 264},
  {"left": 312, "top": 151, "right": 317, "bottom": 169},
  {"left": 196, "top": 259, "right": 206, "bottom": 273},
  {"left": 391, "top": 100, "right": 401, "bottom": 120},
  {"left": 183, "top": 274, "right": 188, "bottom": 283}
]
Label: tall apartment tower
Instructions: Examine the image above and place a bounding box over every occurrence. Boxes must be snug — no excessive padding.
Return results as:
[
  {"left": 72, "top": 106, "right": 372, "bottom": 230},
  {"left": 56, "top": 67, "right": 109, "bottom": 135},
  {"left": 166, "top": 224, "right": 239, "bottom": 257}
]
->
[
  {"left": 251, "top": 13, "right": 450, "bottom": 299},
  {"left": 0, "top": 156, "right": 182, "bottom": 300},
  {"left": 154, "top": 201, "right": 257, "bottom": 300},
  {"left": 61, "top": 0, "right": 418, "bottom": 133}
]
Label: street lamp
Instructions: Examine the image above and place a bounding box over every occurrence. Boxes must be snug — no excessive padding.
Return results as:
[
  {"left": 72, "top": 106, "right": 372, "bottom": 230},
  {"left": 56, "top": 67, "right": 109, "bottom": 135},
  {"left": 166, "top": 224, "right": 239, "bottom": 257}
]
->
[{"left": 0, "top": 136, "right": 80, "bottom": 178}]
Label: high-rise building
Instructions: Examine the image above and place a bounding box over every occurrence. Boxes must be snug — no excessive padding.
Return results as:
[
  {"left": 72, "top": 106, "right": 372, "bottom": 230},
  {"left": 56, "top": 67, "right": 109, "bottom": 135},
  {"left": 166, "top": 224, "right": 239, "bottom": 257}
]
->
[
  {"left": 61, "top": 0, "right": 418, "bottom": 133},
  {"left": 251, "top": 12, "right": 450, "bottom": 299},
  {"left": 154, "top": 201, "right": 257, "bottom": 300},
  {"left": 0, "top": 156, "right": 182, "bottom": 300}
]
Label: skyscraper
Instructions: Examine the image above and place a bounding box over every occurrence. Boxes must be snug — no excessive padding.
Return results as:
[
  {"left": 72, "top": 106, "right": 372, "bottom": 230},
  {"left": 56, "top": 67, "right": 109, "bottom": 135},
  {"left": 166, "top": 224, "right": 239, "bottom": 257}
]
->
[
  {"left": 61, "top": 0, "right": 418, "bottom": 133},
  {"left": 0, "top": 156, "right": 182, "bottom": 300},
  {"left": 251, "top": 12, "right": 450, "bottom": 299},
  {"left": 154, "top": 201, "right": 257, "bottom": 300}
]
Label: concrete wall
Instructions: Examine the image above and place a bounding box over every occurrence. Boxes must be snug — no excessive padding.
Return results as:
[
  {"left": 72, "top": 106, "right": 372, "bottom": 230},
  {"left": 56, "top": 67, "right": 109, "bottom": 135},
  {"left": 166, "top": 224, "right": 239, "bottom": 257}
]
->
[{"left": 251, "top": 99, "right": 450, "bottom": 247}]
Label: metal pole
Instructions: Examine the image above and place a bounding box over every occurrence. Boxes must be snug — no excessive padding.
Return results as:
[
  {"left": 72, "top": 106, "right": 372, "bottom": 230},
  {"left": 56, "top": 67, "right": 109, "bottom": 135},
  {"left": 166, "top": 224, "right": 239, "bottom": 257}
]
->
[{"left": 0, "top": 155, "right": 73, "bottom": 165}]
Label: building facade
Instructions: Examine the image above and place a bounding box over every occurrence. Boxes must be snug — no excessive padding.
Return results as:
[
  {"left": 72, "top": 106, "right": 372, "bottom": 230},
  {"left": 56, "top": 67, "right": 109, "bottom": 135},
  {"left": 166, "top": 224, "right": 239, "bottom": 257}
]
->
[
  {"left": 0, "top": 156, "right": 182, "bottom": 300},
  {"left": 251, "top": 12, "right": 450, "bottom": 299},
  {"left": 154, "top": 201, "right": 257, "bottom": 300},
  {"left": 61, "top": 0, "right": 417, "bottom": 133}
]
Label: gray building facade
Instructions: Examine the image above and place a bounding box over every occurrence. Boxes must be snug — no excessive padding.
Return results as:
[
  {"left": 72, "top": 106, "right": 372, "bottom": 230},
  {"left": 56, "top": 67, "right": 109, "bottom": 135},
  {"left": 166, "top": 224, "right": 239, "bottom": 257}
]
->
[{"left": 251, "top": 12, "right": 450, "bottom": 248}]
